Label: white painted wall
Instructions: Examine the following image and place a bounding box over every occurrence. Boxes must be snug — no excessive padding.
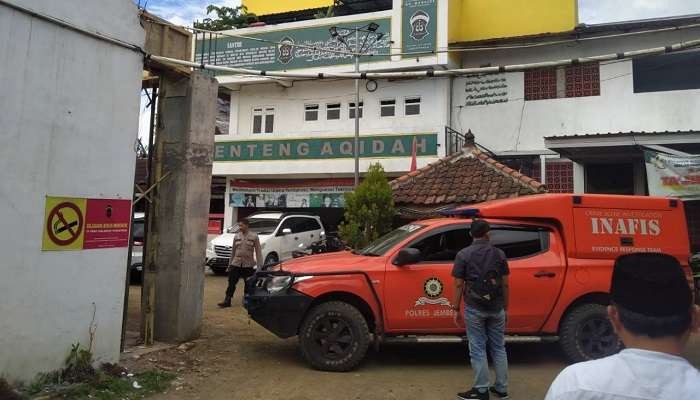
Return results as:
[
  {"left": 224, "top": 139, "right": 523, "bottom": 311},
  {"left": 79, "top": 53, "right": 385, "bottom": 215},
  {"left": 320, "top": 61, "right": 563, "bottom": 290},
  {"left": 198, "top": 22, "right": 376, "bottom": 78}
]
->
[
  {"left": 0, "top": 0, "right": 143, "bottom": 382},
  {"left": 452, "top": 27, "right": 700, "bottom": 153},
  {"left": 213, "top": 77, "right": 450, "bottom": 177}
]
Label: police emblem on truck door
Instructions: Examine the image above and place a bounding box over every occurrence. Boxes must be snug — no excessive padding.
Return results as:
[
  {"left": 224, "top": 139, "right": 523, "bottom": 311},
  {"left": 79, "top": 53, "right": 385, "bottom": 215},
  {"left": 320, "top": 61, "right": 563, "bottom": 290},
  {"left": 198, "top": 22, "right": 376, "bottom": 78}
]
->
[
  {"left": 278, "top": 37, "right": 295, "bottom": 64},
  {"left": 409, "top": 10, "right": 430, "bottom": 41},
  {"left": 415, "top": 277, "right": 450, "bottom": 306}
]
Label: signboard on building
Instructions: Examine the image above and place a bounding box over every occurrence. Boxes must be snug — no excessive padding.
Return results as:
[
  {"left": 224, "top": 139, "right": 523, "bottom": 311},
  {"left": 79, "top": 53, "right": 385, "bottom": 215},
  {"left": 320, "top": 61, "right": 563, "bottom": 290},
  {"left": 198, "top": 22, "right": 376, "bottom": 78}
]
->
[
  {"left": 402, "top": 0, "right": 437, "bottom": 56},
  {"left": 644, "top": 151, "right": 700, "bottom": 199},
  {"left": 215, "top": 133, "right": 438, "bottom": 162},
  {"left": 194, "top": 18, "right": 392, "bottom": 72},
  {"left": 42, "top": 196, "right": 132, "bottom": 251},
  {"left": 229, "top": 181, "right": 353, "bottom": 208}
]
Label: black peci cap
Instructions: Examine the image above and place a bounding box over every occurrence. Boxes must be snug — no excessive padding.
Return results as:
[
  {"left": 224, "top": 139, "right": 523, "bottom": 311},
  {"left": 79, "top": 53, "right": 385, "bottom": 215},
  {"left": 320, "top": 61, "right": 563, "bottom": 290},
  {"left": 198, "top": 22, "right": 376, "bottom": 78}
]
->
[
  {"left": 470, "top": 219, "right": 491, "bottom": 238},
  {"left": 611, "top": 253, "right": 692, "bottom": 317}
]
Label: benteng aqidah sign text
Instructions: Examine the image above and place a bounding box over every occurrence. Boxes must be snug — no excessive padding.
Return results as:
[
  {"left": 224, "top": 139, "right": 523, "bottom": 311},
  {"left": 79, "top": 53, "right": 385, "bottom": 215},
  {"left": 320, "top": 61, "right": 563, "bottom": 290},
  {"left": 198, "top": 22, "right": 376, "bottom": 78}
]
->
[{"left": 214, "top": 133, "right": 438, "bottom": 162}]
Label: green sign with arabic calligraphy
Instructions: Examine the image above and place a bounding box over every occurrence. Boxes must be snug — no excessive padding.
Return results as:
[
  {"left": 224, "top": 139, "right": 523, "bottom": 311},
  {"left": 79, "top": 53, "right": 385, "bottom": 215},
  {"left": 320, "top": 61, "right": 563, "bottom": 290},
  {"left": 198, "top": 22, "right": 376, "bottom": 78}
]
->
[{"left": 194, "top": 18, "right": 392, "bottom": 72}]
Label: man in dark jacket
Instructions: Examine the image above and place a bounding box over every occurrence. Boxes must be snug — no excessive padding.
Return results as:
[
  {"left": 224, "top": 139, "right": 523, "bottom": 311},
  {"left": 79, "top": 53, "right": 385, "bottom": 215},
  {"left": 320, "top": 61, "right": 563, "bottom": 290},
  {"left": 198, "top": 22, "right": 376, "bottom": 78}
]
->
[{"left": 452, "top": 219, "right": 510, "bottom": 400}]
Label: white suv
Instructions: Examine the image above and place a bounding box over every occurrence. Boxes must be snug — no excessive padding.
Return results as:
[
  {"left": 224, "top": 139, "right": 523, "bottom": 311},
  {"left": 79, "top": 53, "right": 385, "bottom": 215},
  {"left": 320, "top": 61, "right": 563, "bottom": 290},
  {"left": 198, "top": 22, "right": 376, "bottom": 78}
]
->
[{"left": 206, "top": 212, "right": 325, "bottom": 275}]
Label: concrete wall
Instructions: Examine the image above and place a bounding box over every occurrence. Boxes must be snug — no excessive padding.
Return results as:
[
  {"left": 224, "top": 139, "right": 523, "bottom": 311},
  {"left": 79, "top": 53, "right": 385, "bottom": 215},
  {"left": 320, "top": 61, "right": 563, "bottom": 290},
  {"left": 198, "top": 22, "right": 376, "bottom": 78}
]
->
[
  {"left": 452, "top": 27, "right": 700, "bottom": 153},
  {"left": 214, "top": 77, "right": 450, "bottom": 177},
  {"left": 0, "top": 0, "right": 143, "bottom": 382}
]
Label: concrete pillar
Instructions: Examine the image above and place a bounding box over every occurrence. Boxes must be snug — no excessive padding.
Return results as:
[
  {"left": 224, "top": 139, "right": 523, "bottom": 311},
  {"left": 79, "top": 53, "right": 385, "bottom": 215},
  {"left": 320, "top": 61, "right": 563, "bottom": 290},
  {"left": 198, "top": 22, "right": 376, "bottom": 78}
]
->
[{"left": 148, "top": 72, "right": 217, "bottom": 342}]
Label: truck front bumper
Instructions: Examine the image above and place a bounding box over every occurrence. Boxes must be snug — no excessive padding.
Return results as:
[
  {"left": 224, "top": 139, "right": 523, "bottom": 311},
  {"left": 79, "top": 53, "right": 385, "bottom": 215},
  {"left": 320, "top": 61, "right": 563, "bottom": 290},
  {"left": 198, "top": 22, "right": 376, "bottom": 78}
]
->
[{"left": 244, "top": 283, "right": 313, "bottom": 339}]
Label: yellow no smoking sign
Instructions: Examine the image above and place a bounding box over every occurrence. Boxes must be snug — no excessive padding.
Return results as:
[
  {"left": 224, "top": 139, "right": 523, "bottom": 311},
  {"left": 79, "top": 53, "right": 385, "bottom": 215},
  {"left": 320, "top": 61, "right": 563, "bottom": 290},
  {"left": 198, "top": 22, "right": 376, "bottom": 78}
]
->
[{"left": 42, "top": 197, "right": 87, "bottom": 251}]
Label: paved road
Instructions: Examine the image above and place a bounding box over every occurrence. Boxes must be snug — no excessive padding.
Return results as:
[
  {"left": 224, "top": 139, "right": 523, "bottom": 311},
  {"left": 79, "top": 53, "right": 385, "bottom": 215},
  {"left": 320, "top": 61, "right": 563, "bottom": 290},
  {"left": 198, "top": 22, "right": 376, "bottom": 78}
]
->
[{"left": 124, "top": 273, "right": 700, "bottom": 400}]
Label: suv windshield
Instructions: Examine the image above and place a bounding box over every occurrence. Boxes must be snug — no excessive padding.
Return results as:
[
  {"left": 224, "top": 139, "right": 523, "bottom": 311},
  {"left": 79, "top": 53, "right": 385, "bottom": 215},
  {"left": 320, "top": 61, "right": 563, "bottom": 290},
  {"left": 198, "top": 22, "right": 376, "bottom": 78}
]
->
[
  {"left": 359, "top": 224, "right": 425, "bottom": 256},
  {"left": 247, "top": 218, "right": 280, "bottom": 235}
]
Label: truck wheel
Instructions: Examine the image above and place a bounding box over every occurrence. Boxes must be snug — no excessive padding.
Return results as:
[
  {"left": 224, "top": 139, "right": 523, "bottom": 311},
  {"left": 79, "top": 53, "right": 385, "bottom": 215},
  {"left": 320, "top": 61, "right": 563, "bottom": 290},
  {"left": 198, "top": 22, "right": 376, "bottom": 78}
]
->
[
  {"left": 299, "top": 301, "right": 370, "bottom": 372},
  {"left": 559, "top": 303, "right": 622, "bottom": 363}
]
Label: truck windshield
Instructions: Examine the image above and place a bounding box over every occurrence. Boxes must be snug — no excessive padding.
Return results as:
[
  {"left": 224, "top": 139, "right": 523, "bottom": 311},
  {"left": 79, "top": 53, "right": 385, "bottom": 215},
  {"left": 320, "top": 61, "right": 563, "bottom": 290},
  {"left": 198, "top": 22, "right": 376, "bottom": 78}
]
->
[{"left": 359, "top": 224, "right": 425, "bottom": 256}]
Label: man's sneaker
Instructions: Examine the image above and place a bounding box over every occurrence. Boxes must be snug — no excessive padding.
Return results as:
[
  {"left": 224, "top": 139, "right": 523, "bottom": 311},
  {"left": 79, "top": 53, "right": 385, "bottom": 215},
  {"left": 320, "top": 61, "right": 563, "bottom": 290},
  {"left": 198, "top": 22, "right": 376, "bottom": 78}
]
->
[
  {"left": 489, "top": 387, "right": 509, "bottom": 399},
  {"left": 457, "top": 388, "right": 489, "bottom": 400}
]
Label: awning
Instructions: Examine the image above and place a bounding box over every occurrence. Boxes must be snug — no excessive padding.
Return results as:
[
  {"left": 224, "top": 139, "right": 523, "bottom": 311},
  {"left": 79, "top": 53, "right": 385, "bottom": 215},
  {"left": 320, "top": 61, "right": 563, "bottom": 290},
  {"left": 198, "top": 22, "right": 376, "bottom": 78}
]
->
[{"left": 544, "top": 131, "right": 700, "bottom": 163}]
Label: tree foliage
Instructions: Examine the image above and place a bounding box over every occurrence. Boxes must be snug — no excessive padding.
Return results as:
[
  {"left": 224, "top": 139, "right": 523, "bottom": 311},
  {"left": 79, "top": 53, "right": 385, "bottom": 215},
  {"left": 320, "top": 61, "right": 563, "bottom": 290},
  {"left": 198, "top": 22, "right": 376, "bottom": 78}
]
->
[
  {"left": 339, "top": 164, "right": 395, "bottom": 249},
  {"left": 194, "top": 5, "right": 258, "bottom": 31},
  {"left": 314, "top": 5, "right": 335, "bottom": 19}
]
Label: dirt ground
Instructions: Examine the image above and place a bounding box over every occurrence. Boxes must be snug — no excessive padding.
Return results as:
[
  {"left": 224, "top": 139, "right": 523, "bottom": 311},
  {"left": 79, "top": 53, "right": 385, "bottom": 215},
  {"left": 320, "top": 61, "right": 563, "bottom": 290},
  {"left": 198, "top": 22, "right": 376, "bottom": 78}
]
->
[{"left": 122, "top": 272, "right": 700, "bottom": 400}]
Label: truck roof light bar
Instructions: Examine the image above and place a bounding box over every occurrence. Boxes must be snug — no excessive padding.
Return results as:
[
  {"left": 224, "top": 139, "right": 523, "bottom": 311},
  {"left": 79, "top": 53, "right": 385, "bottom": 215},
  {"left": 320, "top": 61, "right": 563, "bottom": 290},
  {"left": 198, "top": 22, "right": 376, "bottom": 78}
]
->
[{"left": 439, "top": 208, "right": 481, "bottom": 218}]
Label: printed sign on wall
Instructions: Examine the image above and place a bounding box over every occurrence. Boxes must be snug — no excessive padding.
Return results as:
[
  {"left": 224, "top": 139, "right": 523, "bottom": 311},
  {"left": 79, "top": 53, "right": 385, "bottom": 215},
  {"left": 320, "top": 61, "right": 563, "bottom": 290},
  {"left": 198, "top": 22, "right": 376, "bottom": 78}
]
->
[
  {"left": 402, "top": 0, "right": 437, "bottom": 56},
  {"left": 645, "top": 151, "right": 700, "bottom": 199},
  {"left": 194, "top": 18, "right": 392, "bottom": 72},
  {"left": 215, "top": 133, "right": 438, "bottom": 162},
  {"left": 42, "top": 196, "right": 132, "bottom": 251},
  {"left": 229, "top": 185, "right": 352, "bottom": 209}
]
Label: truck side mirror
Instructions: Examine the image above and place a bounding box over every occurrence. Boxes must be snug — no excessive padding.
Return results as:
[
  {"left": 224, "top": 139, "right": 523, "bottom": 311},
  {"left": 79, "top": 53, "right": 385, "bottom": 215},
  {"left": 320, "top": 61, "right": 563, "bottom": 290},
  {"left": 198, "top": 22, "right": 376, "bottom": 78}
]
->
[{"left": 393, "top": 248, "right": 422, "bottom": 266}]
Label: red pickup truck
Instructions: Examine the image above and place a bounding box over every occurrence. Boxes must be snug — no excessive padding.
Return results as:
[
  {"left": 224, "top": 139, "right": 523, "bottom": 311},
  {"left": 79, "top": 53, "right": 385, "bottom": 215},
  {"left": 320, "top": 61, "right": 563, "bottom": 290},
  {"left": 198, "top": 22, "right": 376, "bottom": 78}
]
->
[{"left": 244, "top": 194, "right": 692, "bottom": 371}]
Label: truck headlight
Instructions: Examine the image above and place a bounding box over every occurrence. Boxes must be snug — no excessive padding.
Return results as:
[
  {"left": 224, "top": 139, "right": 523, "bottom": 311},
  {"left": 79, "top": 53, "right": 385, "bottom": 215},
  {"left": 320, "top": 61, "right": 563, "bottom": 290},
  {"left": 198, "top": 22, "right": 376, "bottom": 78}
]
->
[{"left": 266, "top": 276, "right": 292, "bottom": 294}]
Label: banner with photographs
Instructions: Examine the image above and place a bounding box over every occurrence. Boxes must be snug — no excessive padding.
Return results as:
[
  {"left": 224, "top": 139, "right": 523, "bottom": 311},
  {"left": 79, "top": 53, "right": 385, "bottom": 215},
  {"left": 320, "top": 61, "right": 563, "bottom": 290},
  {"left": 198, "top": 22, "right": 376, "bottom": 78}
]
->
[{"left": 229, "top": 185, "right": 352, "bottom": 208}]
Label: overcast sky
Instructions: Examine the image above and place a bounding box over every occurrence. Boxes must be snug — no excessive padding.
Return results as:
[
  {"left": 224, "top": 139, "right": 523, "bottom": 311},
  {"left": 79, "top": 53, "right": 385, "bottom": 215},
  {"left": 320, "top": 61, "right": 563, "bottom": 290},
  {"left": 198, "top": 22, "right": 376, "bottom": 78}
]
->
[{"left": 136, "top": 0, "right": 700, "bottom": 26}]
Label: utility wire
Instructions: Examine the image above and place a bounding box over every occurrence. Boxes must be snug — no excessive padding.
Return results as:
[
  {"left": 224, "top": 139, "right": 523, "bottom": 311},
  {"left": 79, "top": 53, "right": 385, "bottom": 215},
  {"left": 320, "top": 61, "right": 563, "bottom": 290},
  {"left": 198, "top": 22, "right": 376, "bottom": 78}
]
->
[
  {"left": 150, "top": 37, "right": 700, "bottom": 80},
  {"left": 5, "top": 0, "right": 700, "bottom": 84},
  {"left": 142, "top": 10, "right": 700, "bottom": 57}
]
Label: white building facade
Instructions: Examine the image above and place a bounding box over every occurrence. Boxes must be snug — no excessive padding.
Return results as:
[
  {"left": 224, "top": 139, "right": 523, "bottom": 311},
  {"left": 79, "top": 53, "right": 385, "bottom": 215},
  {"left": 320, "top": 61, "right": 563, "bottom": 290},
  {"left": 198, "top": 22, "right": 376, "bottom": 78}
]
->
[
  {"left": 205, "top": 4, "right": 700, "bottom": 248},
  {"left": 204, "top": 1, "right": 453, "bottom": 229},
  {"left": 452, "top": 19, "right": 700, "bottom": 196}
]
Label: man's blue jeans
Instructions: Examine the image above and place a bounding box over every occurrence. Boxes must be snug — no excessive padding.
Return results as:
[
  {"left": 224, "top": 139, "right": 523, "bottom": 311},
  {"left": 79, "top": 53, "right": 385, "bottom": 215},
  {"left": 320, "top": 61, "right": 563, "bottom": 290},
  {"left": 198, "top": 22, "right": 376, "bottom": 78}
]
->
[{"left": 465, "top": 306, "right": 508, "bottom": 393}]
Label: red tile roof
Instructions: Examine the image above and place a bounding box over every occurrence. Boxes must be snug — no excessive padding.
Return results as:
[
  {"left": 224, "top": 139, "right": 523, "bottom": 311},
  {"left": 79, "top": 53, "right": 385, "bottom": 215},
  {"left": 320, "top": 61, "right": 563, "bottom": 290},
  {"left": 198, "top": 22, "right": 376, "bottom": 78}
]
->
[{"left": 391, "top": 145, "right": 546, "bottom": 207}]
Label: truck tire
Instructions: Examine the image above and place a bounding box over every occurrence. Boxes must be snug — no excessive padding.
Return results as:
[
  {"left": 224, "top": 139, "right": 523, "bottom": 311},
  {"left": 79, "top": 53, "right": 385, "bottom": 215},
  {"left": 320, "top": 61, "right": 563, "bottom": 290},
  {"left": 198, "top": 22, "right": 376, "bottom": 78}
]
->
[
  {"left": 559, "top": 303, "right": 622, "bottom": 363},
  {"left": 299, "top": 301, "right": 370, "bottom": 372}
]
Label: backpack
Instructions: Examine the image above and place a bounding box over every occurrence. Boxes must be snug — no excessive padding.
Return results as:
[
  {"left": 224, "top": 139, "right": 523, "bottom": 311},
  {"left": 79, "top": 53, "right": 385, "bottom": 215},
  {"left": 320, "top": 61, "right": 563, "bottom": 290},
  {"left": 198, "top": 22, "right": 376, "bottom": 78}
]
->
[{"left": 467, "top": 266, "right": 504, "bottom": 307}]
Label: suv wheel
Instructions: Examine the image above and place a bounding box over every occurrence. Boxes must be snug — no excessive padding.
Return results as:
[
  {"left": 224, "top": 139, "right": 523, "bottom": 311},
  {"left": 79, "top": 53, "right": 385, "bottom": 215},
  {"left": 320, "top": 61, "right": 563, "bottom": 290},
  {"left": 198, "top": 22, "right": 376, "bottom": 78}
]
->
[
  {"left": 299, "top": 301, "right": 370, "bottom": 372},
  {"left": 264, "top": 253, "right": 279, "bottom": 267},
  {"left": 559, "top": 303, "right": 622, "bottom": 362}
]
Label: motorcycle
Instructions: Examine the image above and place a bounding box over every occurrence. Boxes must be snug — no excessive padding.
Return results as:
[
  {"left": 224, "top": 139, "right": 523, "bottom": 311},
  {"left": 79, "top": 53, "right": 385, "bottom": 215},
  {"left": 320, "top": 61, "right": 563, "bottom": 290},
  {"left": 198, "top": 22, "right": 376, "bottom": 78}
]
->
[{"left": 292, "top": 232, "right": 345, "bottom": 258}]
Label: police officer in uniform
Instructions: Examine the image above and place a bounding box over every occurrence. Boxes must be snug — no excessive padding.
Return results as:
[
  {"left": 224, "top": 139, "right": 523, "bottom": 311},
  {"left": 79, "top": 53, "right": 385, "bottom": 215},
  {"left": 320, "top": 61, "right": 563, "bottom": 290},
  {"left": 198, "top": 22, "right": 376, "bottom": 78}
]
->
[{"left": 218, "top": 219, "right": 262, "bottom": 308}]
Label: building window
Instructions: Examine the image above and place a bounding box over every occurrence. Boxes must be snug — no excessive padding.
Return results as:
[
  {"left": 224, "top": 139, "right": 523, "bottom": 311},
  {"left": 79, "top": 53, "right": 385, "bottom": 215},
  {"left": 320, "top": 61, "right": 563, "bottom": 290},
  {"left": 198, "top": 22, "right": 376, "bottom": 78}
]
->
[
  {"left": 252, "top": 107, "right": 274, "bottom": 134},
  {"left": 633, "top": 50, "right": 700, "bottom": 93},
  {"left": 545, "top": 161, "right": 574, "bottom": 193},
  {"left": 525, "top": 63, "right": 600, "bottom": 101},
  {"left": 304, "top": 104, "right": 319, "bottom": 121},
  {"left": 405, "top": 97, "right": 421, "bottom": 115},
  {"left": 585, "top": 163, "right": 634, "bottom": 195},
  {"left": 524, "top": 68, "right": 557, "bottom": 100},
  {"left": 349, "top": 101, "right": 363, "bottom": 119},
  {"left": 380, "top": 99, "right": 395, "bottom": 117},
  {"left": 326, "top": 103, "right": 341, "bottom": 120},
  {"left": 566, "top": 63, "right": 600, "bottom": 97}
]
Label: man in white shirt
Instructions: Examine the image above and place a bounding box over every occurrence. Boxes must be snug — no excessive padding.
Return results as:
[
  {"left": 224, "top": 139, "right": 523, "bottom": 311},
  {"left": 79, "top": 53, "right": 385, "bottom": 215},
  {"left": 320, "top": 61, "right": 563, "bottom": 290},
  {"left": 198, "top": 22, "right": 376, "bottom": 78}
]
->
[{"left": 546, "top": 253, "right": 700, "bottom": 400}]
